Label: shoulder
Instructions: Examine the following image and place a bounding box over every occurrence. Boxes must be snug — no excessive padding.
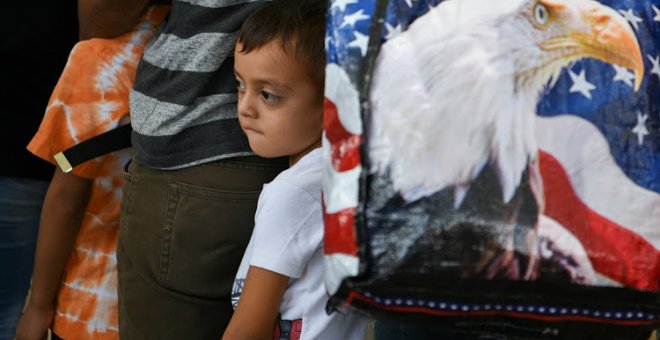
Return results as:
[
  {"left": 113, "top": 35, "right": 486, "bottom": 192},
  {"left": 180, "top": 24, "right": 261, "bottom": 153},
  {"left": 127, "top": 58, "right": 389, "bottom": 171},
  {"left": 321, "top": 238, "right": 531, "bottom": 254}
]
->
[
  {"left": 254, "top": 149, "right": 323, "bottom": 236},
  {"left": 267, "top": 149, "right": 323, "bottom": 202}
]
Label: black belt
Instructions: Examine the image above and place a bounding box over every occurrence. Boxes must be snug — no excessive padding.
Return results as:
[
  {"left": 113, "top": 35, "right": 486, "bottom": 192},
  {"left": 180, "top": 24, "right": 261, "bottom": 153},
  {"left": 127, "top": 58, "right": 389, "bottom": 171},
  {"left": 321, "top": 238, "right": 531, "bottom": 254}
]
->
[{"left": 53, "top": 124, "right": 133, "bottom": 173}]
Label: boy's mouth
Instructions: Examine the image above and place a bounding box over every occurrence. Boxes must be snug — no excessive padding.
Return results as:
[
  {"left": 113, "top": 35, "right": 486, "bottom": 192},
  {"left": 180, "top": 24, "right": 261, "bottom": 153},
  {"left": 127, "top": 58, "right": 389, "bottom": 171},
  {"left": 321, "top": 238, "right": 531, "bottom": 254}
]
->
[{"left": 240, "top": 122, "right": 261, "bottom": 134}]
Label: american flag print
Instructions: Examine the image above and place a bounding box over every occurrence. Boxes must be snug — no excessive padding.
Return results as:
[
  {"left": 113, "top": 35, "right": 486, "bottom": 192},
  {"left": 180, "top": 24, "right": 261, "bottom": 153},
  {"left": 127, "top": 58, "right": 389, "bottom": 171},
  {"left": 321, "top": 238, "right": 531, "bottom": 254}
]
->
[{"left": 322, "top": 0, "right": 659, "bottom": 331}]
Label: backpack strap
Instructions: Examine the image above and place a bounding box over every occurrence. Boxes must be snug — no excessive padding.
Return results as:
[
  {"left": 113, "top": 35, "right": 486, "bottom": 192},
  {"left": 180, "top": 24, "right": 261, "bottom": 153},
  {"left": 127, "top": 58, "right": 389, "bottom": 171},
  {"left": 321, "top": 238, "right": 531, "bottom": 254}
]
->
[{"left": 53, "top": 123, "right": 132, "bottom": 173}]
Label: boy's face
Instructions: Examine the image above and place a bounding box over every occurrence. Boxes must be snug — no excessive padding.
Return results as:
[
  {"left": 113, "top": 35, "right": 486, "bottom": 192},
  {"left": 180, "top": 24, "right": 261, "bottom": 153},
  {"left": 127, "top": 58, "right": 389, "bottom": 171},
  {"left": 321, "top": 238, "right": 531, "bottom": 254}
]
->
[{"left": 234, "top": 40, "right": 323, "bottom": 163}]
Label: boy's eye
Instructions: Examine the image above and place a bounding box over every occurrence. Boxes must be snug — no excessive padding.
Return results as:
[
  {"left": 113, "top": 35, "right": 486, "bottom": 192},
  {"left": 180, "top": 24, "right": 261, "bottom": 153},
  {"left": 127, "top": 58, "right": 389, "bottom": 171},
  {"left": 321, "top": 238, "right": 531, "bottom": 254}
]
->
[
  {"left": 261, "top": 91, "right": 280, "bottom": 104},
  {"left": 236, "top": 79, "right": 245, "bottom": 91}
]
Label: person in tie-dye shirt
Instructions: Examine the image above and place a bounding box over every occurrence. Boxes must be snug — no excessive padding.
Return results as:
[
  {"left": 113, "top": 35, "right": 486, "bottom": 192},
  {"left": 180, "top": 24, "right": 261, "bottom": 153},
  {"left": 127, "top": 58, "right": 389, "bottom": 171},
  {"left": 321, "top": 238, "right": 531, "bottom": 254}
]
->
[{"left": 15, "top": 6, "right": 168, "bottom": 340}]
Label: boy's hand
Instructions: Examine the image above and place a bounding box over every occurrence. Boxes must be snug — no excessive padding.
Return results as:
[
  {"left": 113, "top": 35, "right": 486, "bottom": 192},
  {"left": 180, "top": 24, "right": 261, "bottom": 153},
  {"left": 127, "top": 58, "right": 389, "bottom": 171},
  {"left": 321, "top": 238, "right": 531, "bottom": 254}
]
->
[{"left": 15, "top": 302, "right": 54, "bottom": 340}]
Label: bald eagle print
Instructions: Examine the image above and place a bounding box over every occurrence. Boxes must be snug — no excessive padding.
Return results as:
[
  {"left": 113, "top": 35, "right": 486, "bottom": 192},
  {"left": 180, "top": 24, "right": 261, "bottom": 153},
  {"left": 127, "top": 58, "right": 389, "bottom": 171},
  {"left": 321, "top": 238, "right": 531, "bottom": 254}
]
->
[
  {"left": 323, "top": 0, "right": 659, "bottom": 334},
  {"left": 366, "top": 0, "right": 643, "bottom": 282}
]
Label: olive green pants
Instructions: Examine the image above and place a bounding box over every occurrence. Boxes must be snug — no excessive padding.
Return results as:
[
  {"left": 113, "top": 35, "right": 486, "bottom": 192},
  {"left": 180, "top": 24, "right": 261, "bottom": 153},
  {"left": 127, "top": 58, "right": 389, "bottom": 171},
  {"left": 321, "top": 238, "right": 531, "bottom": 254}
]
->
[{"left": 118, "top": 156, "right": 287, "bottom": 339}]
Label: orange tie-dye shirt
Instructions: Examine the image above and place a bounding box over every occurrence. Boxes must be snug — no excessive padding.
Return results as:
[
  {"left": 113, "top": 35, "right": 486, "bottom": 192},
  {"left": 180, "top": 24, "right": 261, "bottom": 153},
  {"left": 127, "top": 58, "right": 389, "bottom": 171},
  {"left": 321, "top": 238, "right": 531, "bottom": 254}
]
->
[{"left": 27, "top": 6, "right": 168, "bottom": 340}]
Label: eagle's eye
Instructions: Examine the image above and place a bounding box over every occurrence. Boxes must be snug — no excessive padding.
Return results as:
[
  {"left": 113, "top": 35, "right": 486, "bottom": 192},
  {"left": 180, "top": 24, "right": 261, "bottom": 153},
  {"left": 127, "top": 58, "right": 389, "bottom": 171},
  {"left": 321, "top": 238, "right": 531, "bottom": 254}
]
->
[{"left": 533, "top": 3, "right": 551, "bottom": 28}]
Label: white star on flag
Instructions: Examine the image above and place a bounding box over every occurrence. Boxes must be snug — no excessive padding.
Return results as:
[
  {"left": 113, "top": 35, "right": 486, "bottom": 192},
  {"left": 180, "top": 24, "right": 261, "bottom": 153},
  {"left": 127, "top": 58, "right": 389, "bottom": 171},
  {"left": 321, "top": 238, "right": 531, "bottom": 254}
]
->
[
  {"left": 618, "top": 9, "right": 643, "bottom": 31},
  {"left": 568, "top": 69, "right": 596, "bottom": 99},
  {"left": 653, "top": 5, "right": 660, "bottom": 22},
  {"left": 612, "top": 65, "right": 635, "bottom": 87},
  {"left": 632, "top": 111, "right": 649, "bottom": 146},
  {"left": 648, "top": 54, "right": 660, "bottom": 81},
  {"left": 384, "top": 22, "right": 403, "bottom": 40},
  {"left": 331, "top": 0, "right": 358, "bottom": 12},
  {"left": 340, "top": 9, "right": 369, "bottom": 28},
  {"left": 348, "top": 31, "right": 369, "bottom": 56},
  {"left": 404, "top": 0, "right": 413, "bottom": 8}
]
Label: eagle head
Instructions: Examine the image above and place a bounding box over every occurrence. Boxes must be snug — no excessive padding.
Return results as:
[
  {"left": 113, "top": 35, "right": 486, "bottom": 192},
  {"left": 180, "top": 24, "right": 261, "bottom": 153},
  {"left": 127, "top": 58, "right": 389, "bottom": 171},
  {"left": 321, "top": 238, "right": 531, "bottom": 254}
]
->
[
  {"left": 511, "top": 0, "right": 644, "bottom": 94},
  {"left": 369, "top": 0, "right": 644, "bottom": 205}
]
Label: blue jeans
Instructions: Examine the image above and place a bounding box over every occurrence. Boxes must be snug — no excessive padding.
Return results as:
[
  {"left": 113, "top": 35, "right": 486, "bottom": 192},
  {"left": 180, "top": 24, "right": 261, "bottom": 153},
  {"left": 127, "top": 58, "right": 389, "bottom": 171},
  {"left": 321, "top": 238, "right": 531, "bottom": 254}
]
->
[
  {"left": 0, "top": 177, "right": 49, "bottom": 340},
  {"left": 375, "top": 320, "right": 478, "bottom": 340}
]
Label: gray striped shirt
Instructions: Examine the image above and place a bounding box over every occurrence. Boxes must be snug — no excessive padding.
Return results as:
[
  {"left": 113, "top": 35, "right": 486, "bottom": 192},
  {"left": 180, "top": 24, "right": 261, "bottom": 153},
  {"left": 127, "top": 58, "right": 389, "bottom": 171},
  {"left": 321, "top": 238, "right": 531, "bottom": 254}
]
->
[{"left": 130, "top": 0, "right": 265, "bottom": 169}]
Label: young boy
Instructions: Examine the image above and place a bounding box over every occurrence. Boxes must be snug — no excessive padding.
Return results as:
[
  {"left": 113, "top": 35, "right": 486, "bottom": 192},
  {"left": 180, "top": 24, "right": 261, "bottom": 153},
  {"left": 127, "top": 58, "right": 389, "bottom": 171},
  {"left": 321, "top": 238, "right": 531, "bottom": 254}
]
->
[
  {"left": 15, "top": 6, "right": 168, "bottom": 340},
  {"left": 223, "top": 0, "right": 368, "bottom": 339}
]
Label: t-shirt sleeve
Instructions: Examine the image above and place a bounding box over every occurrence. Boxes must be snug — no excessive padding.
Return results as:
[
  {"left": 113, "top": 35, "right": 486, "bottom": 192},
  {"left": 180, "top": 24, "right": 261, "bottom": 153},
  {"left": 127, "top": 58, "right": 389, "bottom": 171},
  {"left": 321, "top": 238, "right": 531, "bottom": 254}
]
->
[
  {"left": 249, "top": 180, "right": 323, "bottom": 279},
  {"left": 26, "top": 6, "right": 169, "bottom": 179}
]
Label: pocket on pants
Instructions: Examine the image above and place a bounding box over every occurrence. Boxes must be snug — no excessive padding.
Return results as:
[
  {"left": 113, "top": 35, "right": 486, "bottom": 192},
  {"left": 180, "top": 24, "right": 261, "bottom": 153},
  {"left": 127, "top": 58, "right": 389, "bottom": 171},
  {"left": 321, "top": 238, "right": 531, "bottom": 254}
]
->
[
  {"left": 160, "top": 180, "right": 261, "bottom": 298},
  {"left": 119, "top": 163, "right": 136, "bottom": 253}
]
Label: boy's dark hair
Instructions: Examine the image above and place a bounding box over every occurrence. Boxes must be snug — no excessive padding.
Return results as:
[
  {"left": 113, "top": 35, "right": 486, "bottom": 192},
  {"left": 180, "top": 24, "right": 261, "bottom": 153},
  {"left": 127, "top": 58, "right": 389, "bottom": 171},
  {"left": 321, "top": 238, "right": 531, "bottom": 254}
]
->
[{"left": 238, "top": 0, "right": 327, "bottom": 92}]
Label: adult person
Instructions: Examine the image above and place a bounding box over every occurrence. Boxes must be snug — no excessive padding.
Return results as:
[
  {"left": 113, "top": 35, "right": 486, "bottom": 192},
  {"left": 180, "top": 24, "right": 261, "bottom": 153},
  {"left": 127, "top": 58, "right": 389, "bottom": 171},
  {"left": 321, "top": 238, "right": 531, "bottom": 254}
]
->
[{"left": 79, "top": 0, "right": 288, "bottom": 338}]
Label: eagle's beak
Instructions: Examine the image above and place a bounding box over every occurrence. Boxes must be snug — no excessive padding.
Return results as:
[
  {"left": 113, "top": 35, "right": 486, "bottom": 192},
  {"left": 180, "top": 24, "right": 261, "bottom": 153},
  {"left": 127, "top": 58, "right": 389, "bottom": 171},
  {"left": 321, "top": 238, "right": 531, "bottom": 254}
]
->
[{"left": 541, "top": 0, "right": 644, "bottom": 91}]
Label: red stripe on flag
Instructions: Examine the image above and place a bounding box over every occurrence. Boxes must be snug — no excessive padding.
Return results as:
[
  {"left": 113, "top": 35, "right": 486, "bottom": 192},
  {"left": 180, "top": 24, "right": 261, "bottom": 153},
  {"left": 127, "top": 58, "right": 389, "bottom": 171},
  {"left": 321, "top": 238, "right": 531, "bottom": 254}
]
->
[
  {"left": 323, "top": 205, "right": 359, "bottom": 256},
  {"left": 324, "top": 98, "right": 361, "bottom": 172},
  {"left": 539, "top": 151, "right": 660, "bottom": 290}
]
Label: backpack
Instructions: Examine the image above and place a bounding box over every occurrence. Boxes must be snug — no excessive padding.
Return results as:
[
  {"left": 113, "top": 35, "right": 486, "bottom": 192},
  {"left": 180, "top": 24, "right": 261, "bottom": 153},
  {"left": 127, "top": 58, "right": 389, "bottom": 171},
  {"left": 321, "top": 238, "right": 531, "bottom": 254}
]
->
[{"left": 322, "top": 0, "right": 659, "bottom": 338}]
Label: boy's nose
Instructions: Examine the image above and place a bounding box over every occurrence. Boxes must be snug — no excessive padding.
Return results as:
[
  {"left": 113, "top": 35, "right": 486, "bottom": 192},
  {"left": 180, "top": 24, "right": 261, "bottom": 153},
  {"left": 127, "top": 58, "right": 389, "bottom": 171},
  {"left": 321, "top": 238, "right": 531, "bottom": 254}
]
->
[{"left": 237, "top": 94, "right": 257, "bottom": 118}]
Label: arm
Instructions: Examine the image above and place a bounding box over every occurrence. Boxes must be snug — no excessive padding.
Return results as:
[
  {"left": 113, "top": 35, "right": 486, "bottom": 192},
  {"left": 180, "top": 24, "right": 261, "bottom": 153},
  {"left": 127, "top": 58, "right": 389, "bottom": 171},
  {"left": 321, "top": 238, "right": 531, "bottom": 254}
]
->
[
  {"left": 222, "top": 266, "right": 289, "bottom": 340},
  {"left": 78, "top": 0, "right": 153, "bottom": 40},
  {"left": 15, "top": 170, "right": 92, "bottom": 340}
]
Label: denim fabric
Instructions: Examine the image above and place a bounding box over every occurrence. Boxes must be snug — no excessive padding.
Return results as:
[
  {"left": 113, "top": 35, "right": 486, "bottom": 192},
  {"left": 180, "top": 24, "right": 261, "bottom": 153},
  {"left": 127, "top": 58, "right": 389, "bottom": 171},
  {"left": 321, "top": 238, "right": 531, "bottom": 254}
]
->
[
  {"left": 375, "top": 320, "right": 479, "bottom": 340},
  {"left": 118, "top": 156, "right": 287, "bottom": 339},
  {"left": 0, "top": 177, "right": 49, "bottom": 340}
]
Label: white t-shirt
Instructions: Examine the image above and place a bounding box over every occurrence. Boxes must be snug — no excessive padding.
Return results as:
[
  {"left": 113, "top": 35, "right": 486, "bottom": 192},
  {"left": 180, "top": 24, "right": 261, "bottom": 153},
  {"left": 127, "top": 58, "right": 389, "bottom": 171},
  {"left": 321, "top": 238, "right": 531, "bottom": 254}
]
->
[{"left": 231, "top": 148, "right": 367, "bottom": 340}]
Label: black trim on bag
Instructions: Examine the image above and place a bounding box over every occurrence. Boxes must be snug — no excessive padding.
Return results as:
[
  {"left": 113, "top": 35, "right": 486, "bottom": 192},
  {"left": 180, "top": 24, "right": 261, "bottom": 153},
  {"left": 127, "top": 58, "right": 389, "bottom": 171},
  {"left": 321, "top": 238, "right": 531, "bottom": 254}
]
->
[{"left": 354, "top": 0, "right": 391, "bottom": 283}]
